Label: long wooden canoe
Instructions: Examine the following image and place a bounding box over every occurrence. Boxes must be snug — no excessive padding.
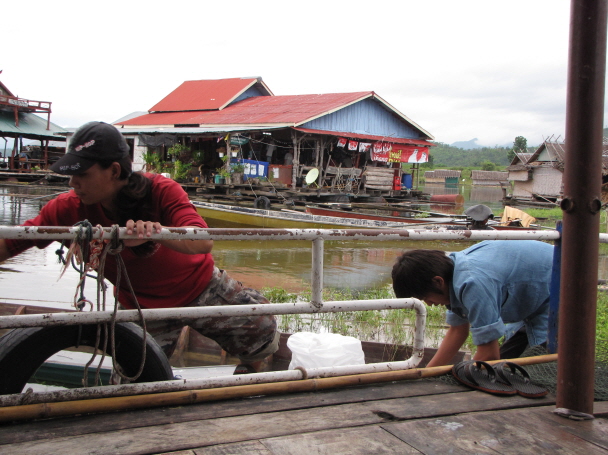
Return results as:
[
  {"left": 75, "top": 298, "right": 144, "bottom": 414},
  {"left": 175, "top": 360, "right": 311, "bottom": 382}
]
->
[
  {"left": 305, "top": 204, "right": 462, "bottom": 225},
  {"left": 192, "top": 200, "right": 419, "bottom": 229},
  {"left": 305, "top": 205, "right": 540, "bottom": 230}
]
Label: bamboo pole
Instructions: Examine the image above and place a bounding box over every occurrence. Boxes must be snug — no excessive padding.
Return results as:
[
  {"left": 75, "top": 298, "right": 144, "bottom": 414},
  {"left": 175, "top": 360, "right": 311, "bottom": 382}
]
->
[{"left": 0, "top": 355, "right": 557, "bottom": 423}]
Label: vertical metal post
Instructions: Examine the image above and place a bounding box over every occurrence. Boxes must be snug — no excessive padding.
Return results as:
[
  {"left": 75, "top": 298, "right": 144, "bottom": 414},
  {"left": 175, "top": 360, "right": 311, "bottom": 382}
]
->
[
  {"left": 311, "top": 238, "right": 324, "bottom": 308},
  {"left": 557, "top": 0, "right": 607, "bottom": 416},
  {"left": 547, "top": 221, "right": 562, "bottom": 354},
  {"left": 291, "top": 131, "right": 299, "bottom": 190}
]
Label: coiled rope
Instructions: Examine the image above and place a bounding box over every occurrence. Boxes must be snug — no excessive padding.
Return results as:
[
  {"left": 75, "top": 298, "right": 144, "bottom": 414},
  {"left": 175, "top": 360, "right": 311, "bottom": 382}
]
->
[{"left": 56, "top": 221, "right": 148, "bottom": 386}]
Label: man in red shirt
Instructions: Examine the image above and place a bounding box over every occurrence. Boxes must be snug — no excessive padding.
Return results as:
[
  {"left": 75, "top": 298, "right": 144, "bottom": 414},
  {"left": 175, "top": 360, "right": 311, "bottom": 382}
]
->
[{"left": 0, "top": 121, "right": 279, "bottom": 373}]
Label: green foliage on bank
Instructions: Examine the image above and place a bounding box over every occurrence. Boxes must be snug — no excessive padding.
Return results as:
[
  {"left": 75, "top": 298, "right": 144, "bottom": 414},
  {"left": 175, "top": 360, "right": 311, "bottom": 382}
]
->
[
  {"left": 262, "top": 284, "right": 608, "bottom": 360},
  {"left": 597, "top": 292, "right": 608, "bottom": 363},
  {"left": 429, "top": 141, "right": 536, "bottom": 168},
  {"left": 430, "top": 142, "right": 512, "bottom": 167}
]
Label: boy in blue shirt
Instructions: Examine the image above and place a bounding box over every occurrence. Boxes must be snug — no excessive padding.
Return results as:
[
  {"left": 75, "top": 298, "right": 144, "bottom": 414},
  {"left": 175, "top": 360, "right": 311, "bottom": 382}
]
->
[{"left": 392, "top": 240, "right": 554, "bottom": 367}]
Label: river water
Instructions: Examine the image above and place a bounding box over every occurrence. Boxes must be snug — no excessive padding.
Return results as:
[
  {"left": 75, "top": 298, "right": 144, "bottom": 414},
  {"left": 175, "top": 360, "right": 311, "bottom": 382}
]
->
[{"left": 1, "top": 183, "right": 606, "bottom": 311}]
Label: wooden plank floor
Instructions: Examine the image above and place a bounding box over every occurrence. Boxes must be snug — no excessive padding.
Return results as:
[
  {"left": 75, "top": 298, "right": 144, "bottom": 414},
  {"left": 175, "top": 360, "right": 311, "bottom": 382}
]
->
[{"left": 0, "top": 378, "right": 606, "bottom": 455}]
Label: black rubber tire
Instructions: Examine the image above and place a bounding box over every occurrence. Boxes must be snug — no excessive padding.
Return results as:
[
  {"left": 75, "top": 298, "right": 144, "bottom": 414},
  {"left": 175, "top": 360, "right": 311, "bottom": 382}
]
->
[
  {"left": 0, "top": 323, "right": 173, "bottom": 394},
  {"left": 253, "top": 196, "right": 271, "bottom": 210}
]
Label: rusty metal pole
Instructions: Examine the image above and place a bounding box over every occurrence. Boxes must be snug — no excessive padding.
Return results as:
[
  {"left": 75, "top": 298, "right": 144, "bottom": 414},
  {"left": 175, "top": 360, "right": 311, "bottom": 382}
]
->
[{"left": 557, "top": 0, "right": 607, "bottom": 417}]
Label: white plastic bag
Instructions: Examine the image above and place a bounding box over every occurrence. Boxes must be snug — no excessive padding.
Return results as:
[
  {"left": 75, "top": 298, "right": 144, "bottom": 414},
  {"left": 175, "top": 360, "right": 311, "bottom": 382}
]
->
[{"left": 287, "top": 332, "right": 365, "bottom": 370}]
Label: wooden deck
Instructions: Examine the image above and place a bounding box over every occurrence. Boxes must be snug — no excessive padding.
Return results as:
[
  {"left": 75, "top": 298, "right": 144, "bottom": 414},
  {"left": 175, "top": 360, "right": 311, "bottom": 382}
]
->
[{"left": 0, "top": 377, "right": 606, "bottom": 454}]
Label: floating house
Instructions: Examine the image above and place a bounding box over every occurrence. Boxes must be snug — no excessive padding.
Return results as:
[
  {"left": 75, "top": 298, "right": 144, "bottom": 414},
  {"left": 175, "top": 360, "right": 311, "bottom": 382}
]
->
[
  {"left": 424, "top": 169, "right": 461, "bottom": 185},
  {"left": 113, "top": 77, "right": 435, "bottom": 198},
  {"left": 507, "top": 141, "right": 565, "bottom": 201},
  {"left": 0, "top": 80, "right": 66, "bottom": 172},
  {"left": 507, "top": 139, "right": 608, "bottom": 203},
  {"left": 470, "top": 170, "right": 509, "bottom": 186}
]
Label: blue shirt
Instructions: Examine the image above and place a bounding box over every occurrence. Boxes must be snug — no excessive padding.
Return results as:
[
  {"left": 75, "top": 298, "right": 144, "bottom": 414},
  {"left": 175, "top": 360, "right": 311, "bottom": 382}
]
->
[{"left": 445, "top": 240, "right": 554, "bottom": 346}]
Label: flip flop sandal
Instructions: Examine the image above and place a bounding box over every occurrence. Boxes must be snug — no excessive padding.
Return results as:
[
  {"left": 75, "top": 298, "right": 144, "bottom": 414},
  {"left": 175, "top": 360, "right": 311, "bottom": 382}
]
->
[
  {"left": 494, "top": 361, "right": 548, "bottom": 398},
  {"left": 452, "top": 360, "right": 517, "bottom": 396}
]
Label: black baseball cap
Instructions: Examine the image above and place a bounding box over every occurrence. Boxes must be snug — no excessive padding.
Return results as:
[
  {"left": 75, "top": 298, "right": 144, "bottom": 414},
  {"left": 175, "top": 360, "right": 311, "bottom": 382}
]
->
[{"left": 51, "top": 121, "right": 130, "bottom": 175}]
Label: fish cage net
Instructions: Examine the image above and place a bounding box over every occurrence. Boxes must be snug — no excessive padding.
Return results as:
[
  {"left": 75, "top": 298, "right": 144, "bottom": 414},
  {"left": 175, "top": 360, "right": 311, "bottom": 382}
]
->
[{"left": 432, "top": 345, "right": 608, "bottom": 401}]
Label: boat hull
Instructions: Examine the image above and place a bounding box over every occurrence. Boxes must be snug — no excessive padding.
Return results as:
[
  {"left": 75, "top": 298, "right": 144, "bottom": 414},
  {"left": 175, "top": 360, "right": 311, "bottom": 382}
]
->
[
  {"left": 305, "top": 205, "right": 458, "bottom": 225},
  {"left": 192, "top": 201, "right": 412, "bottom": 229}
]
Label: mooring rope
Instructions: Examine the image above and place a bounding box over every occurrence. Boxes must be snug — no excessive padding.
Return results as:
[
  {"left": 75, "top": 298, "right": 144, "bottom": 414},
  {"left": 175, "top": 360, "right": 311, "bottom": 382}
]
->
[
  {"left": 56, "top": 222, "right": 148, "bottom": 386},
  {"left": 97, "top": 225, "right": 148, "bottom": 384}
]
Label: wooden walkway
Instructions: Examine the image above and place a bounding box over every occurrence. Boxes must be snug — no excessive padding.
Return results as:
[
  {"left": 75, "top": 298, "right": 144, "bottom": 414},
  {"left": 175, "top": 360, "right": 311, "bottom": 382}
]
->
[{"left": 0, "top": 377, "right": 606, "bottom": 454}]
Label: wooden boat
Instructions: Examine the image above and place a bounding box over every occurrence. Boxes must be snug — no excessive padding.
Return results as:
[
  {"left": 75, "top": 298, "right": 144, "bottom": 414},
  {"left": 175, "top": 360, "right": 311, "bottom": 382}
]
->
[
  {"left": 305, "top": 204, "right": 464, "bottom": 226},
  {"left": 0, "top": 301, "right": 467, "bottom": 389},
  {"left": 191, "top": 200, "right": 424, "bottom": 229},
  {"left": 305, "top": 204, "right": 541, "bottom": 230}
]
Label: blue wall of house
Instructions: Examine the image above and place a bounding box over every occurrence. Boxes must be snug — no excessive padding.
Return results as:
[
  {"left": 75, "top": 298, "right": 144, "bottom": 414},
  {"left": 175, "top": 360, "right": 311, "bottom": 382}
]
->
[
  {"left": 300, "top": 98, "right": 424, "bottom": 140},
  {"left": 233, "top": 86, "right": 268, "bottom": 103}
]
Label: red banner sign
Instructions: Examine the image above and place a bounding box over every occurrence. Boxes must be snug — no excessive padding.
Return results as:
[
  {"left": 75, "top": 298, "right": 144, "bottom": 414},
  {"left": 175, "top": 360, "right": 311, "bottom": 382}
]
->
[{"left": 371, "top": 143, "right": 429, "bottom": 163}]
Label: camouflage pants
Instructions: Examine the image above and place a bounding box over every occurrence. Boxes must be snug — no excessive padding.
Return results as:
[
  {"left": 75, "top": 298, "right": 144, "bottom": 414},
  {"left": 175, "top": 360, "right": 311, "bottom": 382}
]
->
[{"left": 146, "top": 267, "right": 279, "bottom": 363}]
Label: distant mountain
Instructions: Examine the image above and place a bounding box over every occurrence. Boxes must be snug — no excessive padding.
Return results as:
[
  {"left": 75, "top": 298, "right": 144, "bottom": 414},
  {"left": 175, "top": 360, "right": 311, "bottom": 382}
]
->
[
  {"left": 451, "top": 138, "right": 483, "bottom": 149},
  {"left": 451, "top": 138, "right": 519, "bottom": 149}
]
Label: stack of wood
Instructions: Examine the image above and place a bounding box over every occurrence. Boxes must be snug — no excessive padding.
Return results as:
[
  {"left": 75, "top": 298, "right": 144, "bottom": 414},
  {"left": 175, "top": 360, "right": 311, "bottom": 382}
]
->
[{"left": 362, "top": 167, "right": 396, "bottom": 191}]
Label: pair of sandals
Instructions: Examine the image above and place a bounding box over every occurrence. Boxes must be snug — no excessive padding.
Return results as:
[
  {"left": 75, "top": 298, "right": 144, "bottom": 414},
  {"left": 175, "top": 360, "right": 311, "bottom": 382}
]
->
[{"left": 452, "top": 360, "right": 548, "bottom": 398}]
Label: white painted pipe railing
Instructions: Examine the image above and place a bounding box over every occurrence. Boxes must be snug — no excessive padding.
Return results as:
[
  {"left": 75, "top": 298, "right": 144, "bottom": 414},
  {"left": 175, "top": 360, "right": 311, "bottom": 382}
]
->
[
  {"left": 0, "top": 225, "right": 563, "bottom": 242},
  {"left": 0, "top": 298, "right": 426, "bottom": 406},
  {"left": 0, "top": 359, "right": 424, "bottom": 407},
  {"left": 0, "top": 299, "right": 421, "bottom": 328}
]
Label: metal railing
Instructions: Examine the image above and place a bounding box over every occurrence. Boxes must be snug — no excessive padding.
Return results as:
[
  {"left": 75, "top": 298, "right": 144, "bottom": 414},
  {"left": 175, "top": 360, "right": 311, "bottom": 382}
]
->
[
  {"left": 0, "top": 225, "right": 572, "bottom": 308},
  {"left": 0, "top": 225, "right": 593, "bottom": 405}
]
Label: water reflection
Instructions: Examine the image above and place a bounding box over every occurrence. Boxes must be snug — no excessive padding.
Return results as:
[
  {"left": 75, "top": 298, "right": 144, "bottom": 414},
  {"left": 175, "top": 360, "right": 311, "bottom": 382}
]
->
[
  {"left": 0, "top": 183, "right": 604, "bottom": 311},
  {"left": 212, "top": 238, "right": 473, "bottom": 294}
]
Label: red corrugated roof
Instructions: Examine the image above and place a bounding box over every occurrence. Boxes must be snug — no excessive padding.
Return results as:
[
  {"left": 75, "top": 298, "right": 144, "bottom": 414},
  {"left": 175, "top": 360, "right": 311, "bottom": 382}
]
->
[
  {"left": 149, "top": 78, "right": 265, "bottom": 112},
  {"left": 293, "top": 127, "right": 435, "bottom": 147},
  {"left": 119, "top": 92, "right": 372, "bottom": 127}
]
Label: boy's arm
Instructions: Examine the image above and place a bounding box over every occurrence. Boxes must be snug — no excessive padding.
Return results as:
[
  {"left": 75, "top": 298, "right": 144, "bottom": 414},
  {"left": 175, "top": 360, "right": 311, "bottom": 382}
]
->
[{"left": 425, "top": 323, "right": 470, "bottom": 368}]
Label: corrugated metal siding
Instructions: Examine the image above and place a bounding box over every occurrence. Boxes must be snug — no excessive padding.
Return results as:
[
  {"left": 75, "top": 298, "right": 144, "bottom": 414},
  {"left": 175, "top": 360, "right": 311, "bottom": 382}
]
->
[
  {"left": 232, "top": 85, "right": 267, "bottom": 104},
  {"left": 118, "top": 86, "right": 433, "bottom": 141},
  {"left": 120, "top": 92, "right": 372, "bottom": 126},
  {"left": 149, "top": 78, "right": 260, "bottom": 112},
  {"left": 0, "top": 111, "right": 66, "bottom": 139},
  {"left": 301, "top": 98, "right": 420, "bottom": 139}
]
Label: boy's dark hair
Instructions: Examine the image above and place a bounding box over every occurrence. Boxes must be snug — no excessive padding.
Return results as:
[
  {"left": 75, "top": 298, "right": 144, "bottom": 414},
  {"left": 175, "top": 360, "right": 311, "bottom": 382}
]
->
[{"left": 391, "top": 249, "right": 454, "bottom": 299}]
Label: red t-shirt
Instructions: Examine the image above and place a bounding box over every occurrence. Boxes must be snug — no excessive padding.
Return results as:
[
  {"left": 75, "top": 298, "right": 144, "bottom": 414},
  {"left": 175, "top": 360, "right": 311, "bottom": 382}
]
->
[{"left": 5, "top": 174, "right": 214, "bottom": 309}]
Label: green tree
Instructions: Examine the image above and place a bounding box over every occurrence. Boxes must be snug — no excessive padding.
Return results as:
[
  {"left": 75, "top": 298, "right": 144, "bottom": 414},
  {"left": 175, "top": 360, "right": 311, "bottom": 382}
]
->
[
  {"left": 481, "top": 160, "right": 497, "bottom": 171},
  {"left": 509, "top": 136, "right": 528, "bottom": 162}
]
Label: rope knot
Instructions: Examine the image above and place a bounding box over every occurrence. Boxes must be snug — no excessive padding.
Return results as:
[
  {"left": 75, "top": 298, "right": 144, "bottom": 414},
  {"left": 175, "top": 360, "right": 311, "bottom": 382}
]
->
[{"left": 108, "top": 225, "right": 124, "bottom": 255}]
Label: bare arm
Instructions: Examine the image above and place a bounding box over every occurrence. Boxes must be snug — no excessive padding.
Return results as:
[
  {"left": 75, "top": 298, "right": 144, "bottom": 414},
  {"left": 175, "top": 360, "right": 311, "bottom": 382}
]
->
[
  {"left": 124, "top": 220, "right": 213, "bottom": 255},
  {"left": 472, "top": 339, "right": 500, "bottom": 361},
  {"left": 426, "top": 323, "right": 470, "bottom": 368}
]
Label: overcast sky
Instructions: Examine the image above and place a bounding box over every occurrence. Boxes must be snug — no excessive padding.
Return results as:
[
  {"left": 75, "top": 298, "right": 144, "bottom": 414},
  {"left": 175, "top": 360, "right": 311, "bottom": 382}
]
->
[{"left": 3, "top": 0, "right": 605, "bottom": 147}]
